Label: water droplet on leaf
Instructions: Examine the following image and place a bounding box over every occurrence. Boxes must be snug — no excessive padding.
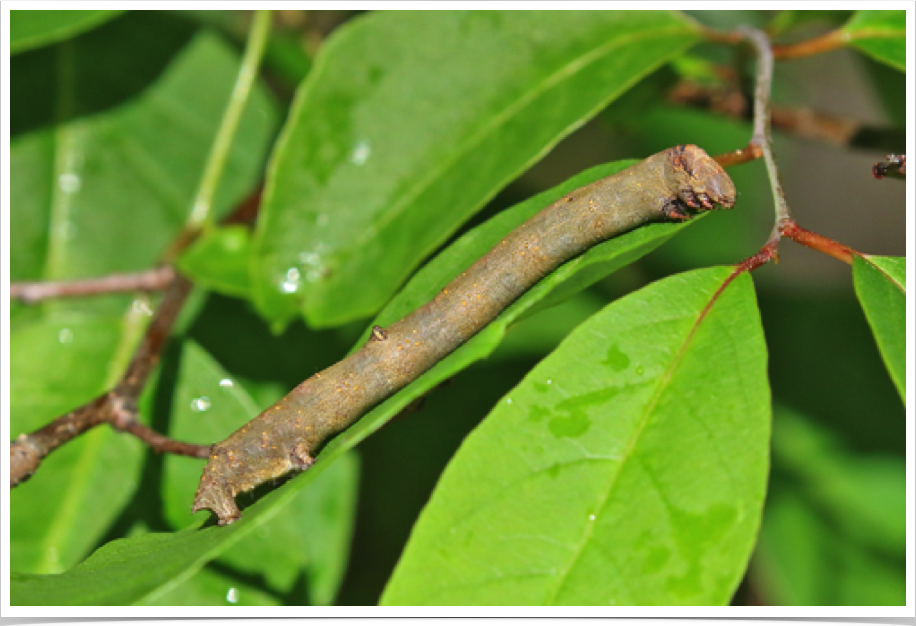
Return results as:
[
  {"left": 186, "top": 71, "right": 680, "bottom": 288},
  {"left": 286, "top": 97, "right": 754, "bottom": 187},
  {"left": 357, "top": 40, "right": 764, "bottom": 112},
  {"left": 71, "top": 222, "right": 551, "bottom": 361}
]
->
[
  {"left": 349, "top": 139, "right": 371, "bottom": 165},
  {"left": 58, "top": 328, "right": 73, "bottom": 344},
  {"left": 58, "top": 173, "right": 81, "bottom": 193},
  {"left": 190, "top": 396, "right": 211, "bottom": 412},
  {"left": 226, "top": 588, "right": 239, "bottom": 603}
]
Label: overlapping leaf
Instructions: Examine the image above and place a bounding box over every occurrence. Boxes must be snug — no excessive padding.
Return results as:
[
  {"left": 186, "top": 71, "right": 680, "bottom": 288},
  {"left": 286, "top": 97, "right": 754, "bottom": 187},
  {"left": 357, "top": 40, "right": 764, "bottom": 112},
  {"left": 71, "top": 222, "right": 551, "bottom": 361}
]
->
[
  {"left": 843, "top": 10, "right": 906, "bottom": 71},
  {"left": 852, "top": 255, "right": 905, "bottom": 404},
  {"left": 10, "top": 9, "right": 122, "bottom": 54},
  {"left": 382, "top": 268, "right": 770, "bottom": 605},
  {"left": 251, "top": 10, "right": 702, "bottom": 328}
]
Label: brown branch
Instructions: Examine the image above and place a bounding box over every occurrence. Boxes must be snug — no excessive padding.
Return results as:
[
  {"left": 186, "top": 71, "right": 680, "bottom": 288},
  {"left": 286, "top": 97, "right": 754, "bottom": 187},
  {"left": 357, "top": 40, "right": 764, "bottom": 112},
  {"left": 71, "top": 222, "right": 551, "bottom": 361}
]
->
[
  {"left": 12, "top": 183, "right": 264, "bottom": 305},
  {"left": 10, "top": 265, "right": 175, "bottom": 304},
  {"left": 10, "top": 274, "right": 210, "bottom": 487}
]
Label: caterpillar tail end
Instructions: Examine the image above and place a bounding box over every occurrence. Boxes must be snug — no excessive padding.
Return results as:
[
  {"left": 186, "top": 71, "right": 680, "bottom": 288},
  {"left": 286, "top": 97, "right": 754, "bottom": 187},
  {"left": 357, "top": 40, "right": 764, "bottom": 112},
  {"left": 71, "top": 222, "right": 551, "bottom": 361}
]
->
[{"left": 192, "top": 468, "right": 240, "bottom": 526}]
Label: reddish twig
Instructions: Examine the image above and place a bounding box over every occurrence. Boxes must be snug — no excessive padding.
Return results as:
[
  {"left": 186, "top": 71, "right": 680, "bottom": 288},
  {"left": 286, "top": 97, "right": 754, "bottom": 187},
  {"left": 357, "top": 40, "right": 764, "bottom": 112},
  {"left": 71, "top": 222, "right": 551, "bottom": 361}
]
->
[
  {"left": 771, "top": 29, "right": 848, "bottom": 60},
  {"left": 779, "top": 220, "right": 856, "bottom": 265},
  {"left": 714, "top": 144, "right": 764, "bottom": 168}
]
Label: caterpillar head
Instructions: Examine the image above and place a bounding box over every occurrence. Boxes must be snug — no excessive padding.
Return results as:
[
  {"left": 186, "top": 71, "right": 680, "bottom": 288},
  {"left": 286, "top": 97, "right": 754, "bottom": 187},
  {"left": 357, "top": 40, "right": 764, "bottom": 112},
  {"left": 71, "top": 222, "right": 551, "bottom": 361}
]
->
[{"left": 669, "top": 144, "right": 737, "bottom": 213}]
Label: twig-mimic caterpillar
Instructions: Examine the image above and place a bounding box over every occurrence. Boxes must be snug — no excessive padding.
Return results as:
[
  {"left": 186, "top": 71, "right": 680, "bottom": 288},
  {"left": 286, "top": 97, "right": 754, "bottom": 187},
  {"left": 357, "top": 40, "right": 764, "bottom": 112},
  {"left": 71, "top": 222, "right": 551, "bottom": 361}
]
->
[{"left": 193, "top": 145, "right": 737, "bottom": 524}]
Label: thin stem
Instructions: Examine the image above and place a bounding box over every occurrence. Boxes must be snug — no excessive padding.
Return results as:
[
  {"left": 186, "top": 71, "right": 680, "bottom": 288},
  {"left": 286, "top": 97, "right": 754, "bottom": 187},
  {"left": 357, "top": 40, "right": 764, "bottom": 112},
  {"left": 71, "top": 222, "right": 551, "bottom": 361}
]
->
[
  {"left": 771, "top": 29, "right": 848, "bottom": 60},
  {"left": 780, "top": 220, "right": 856, "bottom": 265},
  {"left": 739, "top": 27, "right": 793, "bottom": 234},
  {"left": 183, "top": 9, "right": 271, "bottom": 237},
  {"left": 10, "top": 266, "right": 175, "bottom": 303}
]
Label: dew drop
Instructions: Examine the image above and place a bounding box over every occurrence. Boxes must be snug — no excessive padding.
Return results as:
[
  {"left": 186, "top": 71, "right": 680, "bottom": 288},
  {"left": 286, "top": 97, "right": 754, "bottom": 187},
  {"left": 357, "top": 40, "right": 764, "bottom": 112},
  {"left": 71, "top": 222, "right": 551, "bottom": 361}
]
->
[
  {"left": 219, "top": 378, "right": 234, "bottom": 388},
  {"left": 589, "top": 514, "right": 596, "bottom": 521},
  {"left": 190, "top": 396, "right": 211, "bottom": 412},
  {"left": 546, "top": 379, "right": 553, "bottom": 385},
  {"left": 506, "top": 398, "right": 513, "bottom": 404},
  {"left": 58, "top": 173, "right": 81, "bottom": 193},
  {"left": 636, "top": 366, "right": 645, "bottom": 376},
  {"left": 279, "top": 267, "right": 302, "bottom": 294},
  {"left": 299, "top": 251, "right": 322, "bottom": 266},
  {"left": 349, "top": 139, "right": 371, "bottom": 165},
  {"left": 226, "top": 587, "right": 239, "bottom": 603},
  {"left": 58, "top": 328, "right": 73, "bottom": 344},
  {"left": 132, "top": 298, "right": 153, "bottom": 316},
  {"left": 298, "top": 251, "right": 326, "bottom": 282}
]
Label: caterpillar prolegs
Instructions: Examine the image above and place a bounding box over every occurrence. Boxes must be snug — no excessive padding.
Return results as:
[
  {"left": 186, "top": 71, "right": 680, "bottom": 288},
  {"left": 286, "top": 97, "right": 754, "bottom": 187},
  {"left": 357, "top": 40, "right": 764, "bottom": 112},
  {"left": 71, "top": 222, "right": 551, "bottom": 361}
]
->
[{"left": 192, "top": 144, "right": 737, "bottom": 525}]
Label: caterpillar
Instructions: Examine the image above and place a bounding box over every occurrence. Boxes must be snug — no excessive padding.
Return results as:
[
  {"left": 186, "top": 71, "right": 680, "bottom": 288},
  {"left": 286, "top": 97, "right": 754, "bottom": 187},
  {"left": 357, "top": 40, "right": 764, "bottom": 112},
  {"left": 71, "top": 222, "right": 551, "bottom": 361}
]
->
[{"left": 192, "top": 144, "right": 737, "bottom": 525}]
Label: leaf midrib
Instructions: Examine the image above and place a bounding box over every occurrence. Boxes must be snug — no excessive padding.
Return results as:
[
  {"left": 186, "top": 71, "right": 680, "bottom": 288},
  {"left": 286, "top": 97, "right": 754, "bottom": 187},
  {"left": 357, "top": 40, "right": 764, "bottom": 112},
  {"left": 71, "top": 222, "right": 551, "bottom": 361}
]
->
[{"left": 543, "top": 273, "right": 731, "bottom": 605}]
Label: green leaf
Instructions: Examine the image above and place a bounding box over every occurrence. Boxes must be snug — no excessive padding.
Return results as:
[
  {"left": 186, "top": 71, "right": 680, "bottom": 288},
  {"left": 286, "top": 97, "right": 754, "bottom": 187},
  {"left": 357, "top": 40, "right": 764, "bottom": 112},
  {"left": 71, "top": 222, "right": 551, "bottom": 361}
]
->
[
  {"left": 382, "top": 267, "right": 770, "bottom": 605},
  {"left": 11, "top": 24, "right": 277, "bottom": 288},
  {"left": 10, "top": 10, "right": 123, "bottom": 55},
  {"left": 843, "top": 10, "right": 906, "bottom": 71},
  {"left": 10, "top": 313, "right": 144, "bottom": 574},
  {"left": 853, "top": 255, "right": 905, "bottom": 404},
  {"left": 251, "top": 10, "right": 702, "bottom": 328},
  {"left": 177, "top": 225, "right": 253, "bottom": 299},
  {"left": 10, "top": 448, "right": 359, "bottom": 606}
]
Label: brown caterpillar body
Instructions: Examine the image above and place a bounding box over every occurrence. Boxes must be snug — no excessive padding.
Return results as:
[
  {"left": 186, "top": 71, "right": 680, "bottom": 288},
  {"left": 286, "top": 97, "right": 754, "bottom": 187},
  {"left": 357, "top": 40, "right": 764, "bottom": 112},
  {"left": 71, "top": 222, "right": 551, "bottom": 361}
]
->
[{"left": 192, "top": 145, "right": 736, "bottom": 524}]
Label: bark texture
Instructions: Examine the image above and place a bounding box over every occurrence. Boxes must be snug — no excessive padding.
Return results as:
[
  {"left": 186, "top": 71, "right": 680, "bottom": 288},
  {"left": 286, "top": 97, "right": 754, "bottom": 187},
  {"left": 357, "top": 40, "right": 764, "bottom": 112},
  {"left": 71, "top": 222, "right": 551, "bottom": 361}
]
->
[{"left": 193, "top": 144, "right": 737, "bottom": 524}]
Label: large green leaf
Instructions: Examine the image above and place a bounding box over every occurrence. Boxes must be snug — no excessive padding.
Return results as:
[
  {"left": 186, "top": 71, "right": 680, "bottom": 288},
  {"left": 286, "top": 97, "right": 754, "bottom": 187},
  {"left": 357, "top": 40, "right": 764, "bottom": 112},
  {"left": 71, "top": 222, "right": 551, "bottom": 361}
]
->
[
  {"left": 852, "top": 255, "right": 905, "bottom": 404},
  {"left": 251, "top": 10, "right": 702, "bottom": 328},
  {"left": 10, "top": 10, "right": 123, "bottom": 55},
  {"left": 843, "top": 10, "right": 906, "bottom": 71},
  {"left": 382, "top": 267, "right": 770, "bottom": 605}
]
